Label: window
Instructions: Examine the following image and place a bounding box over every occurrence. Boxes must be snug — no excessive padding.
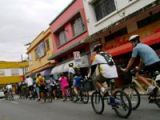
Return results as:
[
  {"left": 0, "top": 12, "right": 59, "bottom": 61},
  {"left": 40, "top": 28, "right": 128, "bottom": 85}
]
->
[
  {"left": 93, "top": 0, "right": 116, "bottom": 21},
  {"left": 72, "top": 17, "right": 85, "bottom": 36},
  {"left": 137, "top": 12, "right": 160, "bottom": 28},
  {"left": 45, "top": 39, "right": 50, "bottom": 51},
  {"left": 35, "top": 42, "right": 46, "bottom": 59},
  {"left": 0, "top": 69, "right": 5, "bottom": 76},
  {"left": 11, "top": 69, "right": 19, "bottom": 76},
  {"left": 58, "top": 30, "right": 67, "bottom": 46}
]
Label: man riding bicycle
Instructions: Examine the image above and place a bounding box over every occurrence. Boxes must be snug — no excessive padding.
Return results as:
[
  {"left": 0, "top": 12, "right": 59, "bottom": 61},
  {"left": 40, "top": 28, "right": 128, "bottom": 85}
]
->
[
  {"left": 88, "top": 43, "right": 118, "bottom": 96},
  {"left": 122, "top": 34, "right": 160, "bottom": 101}
]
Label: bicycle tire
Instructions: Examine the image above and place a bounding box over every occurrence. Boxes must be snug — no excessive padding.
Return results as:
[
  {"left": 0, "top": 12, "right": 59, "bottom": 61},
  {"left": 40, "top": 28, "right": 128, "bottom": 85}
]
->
[
  {"left": 122, "top": 85, "right": 141, "bottom": 110},
  {"left": 47, "top": 93, "right": 53, "bottom": 103},
  {"left": 113, "top": 90, "right": 132, "bottom": 118},
  {"left": 91, "top": 91, "right": 104, "bottom": 114},
  {"left": 155, "top": 89, "right": 160, "bottom": 108}
]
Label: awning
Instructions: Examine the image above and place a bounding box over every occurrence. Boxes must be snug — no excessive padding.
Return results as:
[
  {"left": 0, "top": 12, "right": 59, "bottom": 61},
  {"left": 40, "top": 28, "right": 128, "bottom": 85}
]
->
[
  {"left": 107, "top": 32, "right": 160, "bottom": 56},
  {"left": 51, "top": 55, "right": 90, "bottom": 74},
  {"left": 51, "top": 64, "right": 65, "bottom": 74},
  {"left": 40, "top": 68, "right": 52, "bottom": 76}
]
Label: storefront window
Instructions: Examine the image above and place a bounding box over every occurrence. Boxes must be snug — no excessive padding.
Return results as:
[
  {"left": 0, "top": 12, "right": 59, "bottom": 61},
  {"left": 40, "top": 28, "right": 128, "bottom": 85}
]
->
[
  {"left": 0, "top": 69, "right": 5, "bottom": 76},
  {"left": 11, "top": 69, "right": 19, "bottom": 76}
]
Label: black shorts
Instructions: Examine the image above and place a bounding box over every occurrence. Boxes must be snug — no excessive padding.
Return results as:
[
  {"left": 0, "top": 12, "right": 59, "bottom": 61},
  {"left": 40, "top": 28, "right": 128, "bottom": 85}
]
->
[
  {"left": 28, "top": 86, "right": 33, "bottom": 91},
  {"left": 39, "top": 85, "right": 45, "bottom": 92},
  {"left": 51, "top": 85, "right": 57, "bottom": 90},
  {"left": 144, "top": 61, "right": 160, "bottom": 75}
]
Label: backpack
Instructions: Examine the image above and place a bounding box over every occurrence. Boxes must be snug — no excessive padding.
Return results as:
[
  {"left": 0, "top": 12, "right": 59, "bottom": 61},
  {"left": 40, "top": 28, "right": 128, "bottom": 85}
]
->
[{"left": 99, "top": 52, "right": 115, "bottom": 66}]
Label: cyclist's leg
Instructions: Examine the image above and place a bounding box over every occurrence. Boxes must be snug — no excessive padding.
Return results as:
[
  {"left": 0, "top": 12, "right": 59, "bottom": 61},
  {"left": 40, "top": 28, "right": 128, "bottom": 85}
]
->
[
  {"left": 136, "top": 72, "right": 152, "bottom": 87},
  {"left": 95, "top": 75, "right": 108, "bottom": 95}
]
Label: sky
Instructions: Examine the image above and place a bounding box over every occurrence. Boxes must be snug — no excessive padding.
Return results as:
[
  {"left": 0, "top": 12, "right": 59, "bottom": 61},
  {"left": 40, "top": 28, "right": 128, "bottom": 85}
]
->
[{"left": 0, "top": 0, "right": 73, "bottom": 61}]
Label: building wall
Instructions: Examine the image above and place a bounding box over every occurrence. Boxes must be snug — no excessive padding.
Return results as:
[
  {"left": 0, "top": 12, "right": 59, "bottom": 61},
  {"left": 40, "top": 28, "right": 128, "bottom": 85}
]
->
[
  {"left": 50, "top": 0, "right": 88, "bottom": 54},
  {"left": 83, "top": 0, "right": 157, "bottom": 35},
  {"left": 27, "top": 28, "right": 54, "bottom": 73}
]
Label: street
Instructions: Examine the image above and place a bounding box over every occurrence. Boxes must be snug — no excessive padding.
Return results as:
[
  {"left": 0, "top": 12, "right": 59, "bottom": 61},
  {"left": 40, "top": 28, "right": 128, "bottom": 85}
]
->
[{"left": 0, "top": 97, "right": 159, "bottom": 120}]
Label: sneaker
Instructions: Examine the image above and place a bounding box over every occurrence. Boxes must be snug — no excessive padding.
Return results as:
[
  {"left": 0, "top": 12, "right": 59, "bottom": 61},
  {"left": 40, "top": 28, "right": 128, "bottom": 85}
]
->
[{"left": 147, "top": 85, "right": 155, "bottom": 95}]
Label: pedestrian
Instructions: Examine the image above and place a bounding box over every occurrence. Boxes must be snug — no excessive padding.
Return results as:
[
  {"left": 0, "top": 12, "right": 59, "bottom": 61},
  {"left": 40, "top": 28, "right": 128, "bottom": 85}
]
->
[{"left": 59, "top": 73, "right": 69, "bottom": 101}]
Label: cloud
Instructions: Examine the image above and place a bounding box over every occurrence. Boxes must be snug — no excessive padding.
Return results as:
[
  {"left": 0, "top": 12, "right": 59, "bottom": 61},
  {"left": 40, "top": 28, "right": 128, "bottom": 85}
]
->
[{"left": 0, "top": 0, "right": 73, "bottom": 61}]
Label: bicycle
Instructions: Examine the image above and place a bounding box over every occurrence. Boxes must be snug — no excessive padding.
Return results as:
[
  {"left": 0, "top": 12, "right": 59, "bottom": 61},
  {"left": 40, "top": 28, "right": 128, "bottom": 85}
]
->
[
  {"left": 145, "top": 70, "right": 160, "bottom": 108},
  {"left": 6, "top": 89, "right": 14, "bottom": 101},
  {"left": 43, "top": 86, "right": 53, "bottom": 103},
  {"left": 91, "top": 79, "right": 132, "bottom": 118},
  {"left": 119, "top": 68, "right": 141, "bottom": 110},
  {"left": 121, "top": 68, "right": 160, "bottom": 109},
  {"left": 72, "top": 77, "right": 89, "bottom": 104}
]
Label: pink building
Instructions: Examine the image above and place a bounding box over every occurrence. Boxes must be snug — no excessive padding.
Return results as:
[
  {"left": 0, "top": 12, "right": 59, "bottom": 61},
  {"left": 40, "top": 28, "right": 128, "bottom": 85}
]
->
[{"left": 49, "top": 0, "right": 89, "bottom": 74}]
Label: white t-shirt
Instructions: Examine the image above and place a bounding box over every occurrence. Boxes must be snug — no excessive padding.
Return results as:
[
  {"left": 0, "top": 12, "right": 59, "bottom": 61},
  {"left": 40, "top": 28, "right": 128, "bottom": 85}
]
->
[
  {"left": 68, "top": 67, "right": 75, "bottom": 74},
  {"left": 25, "top": 77, "right": 33, "bottom": 87},
  {"left": 6, "top": 84, "right": 12, "bottom": 90},
  {"left": 92, "top": 54, "right": 118, "bottom": 79}
]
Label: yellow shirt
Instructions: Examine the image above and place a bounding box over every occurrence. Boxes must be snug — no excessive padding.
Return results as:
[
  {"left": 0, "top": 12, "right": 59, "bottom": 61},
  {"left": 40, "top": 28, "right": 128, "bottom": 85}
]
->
[{"left": 36, "top": 76, "right": 45, "bottom": 86}]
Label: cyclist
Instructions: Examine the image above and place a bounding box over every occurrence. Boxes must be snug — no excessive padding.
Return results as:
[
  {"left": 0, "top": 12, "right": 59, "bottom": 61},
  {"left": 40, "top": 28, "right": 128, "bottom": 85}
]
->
[
  {"left": 6, "top": 84, "right": 13, "bottom": 100},
  {"left": 73, "top": 69, "right": 83, "bottom": 101},
  {"left": 36, "top": 73, "right": 46, "bottom": 101},
  {"left": 121, "top": 34, "right": 160, "bottom": 101},
  {"left": 25, "top": 76, "right": 33, "bottom": 98},
  {"left": 88, "top": 43, "right": 118, "bottom": 96},
  {"left": 68, "top": 63, "right": 75, "bottom": 100}
]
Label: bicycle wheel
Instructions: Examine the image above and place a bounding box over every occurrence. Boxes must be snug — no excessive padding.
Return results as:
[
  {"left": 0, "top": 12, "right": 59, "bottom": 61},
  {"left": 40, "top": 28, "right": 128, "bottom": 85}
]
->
[
  {"left": 82, "top": 91, "right": 89, "bottom": 104},
  {"left": 155, "top": 88, "right": 160, "bottom": 108},
  {"left": 91, "top": 91, "right": 104, "bottom": 114},
  {"left": 122, "top": 85, "right": 141, "bottom": 110},
  {"left": 113, "top": 90, "right": 132, "bottom": 118},
  {"left": 47, "top": 92, "right": 53, "bottom": 103}
]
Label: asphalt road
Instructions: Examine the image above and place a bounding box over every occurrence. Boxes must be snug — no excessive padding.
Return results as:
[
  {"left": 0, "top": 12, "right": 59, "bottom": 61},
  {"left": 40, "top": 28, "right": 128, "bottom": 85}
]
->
[{"left": 0, "top": 96, "right": 159, "bottom": 120}]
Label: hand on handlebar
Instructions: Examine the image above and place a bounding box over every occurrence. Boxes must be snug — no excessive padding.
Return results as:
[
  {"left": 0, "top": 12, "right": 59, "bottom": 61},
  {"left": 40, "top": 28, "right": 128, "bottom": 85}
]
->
[
  {"left": 135, "top": 66, "right": 140, "bottom": 71},
  {"left": 120, "top": 68, "right": 128, "bottom": 72}
]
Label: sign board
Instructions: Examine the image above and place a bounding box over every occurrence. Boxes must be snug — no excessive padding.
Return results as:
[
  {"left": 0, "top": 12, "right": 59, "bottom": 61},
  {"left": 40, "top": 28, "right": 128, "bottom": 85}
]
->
[
  {"left": 73, "top": 51, "right": 81, "bottom": 66},
  {"left": 73, "top": 51, "right": 81, "bottom": 60}
]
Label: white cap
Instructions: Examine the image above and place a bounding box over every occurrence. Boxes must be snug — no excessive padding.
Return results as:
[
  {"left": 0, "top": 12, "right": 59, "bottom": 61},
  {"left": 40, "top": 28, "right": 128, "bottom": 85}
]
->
[{"left": 129, "top": 35, "right": 139, "bottom": 41}]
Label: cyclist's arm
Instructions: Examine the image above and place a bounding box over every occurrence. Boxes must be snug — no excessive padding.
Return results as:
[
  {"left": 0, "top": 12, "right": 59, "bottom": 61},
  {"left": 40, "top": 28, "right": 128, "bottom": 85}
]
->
[
  {"left": 126, "top": 57, "right": 136, "bottom": 71},
  {"left": 88, "top": 65, "right": 97, "bottom": 77},
  {"left": 138, "top": 59, "right": 143, "bottom": 69}
]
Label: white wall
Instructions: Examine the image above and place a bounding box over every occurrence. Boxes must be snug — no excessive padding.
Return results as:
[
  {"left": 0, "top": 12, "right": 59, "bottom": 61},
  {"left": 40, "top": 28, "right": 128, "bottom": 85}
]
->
[{"left": 83, "top": 0, "right": 156, "bottom": 35}]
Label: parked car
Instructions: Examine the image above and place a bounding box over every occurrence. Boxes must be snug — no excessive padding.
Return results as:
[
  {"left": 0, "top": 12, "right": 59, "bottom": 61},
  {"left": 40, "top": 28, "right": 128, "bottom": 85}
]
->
[{"left": 0, "top": 90, "right": 5, "bottom": 98}]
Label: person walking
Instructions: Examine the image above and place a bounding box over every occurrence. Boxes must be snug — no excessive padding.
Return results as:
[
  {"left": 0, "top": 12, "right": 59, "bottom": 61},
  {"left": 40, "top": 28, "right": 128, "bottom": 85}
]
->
[{"left": 59, "top": 73, "right": 69, "bottom": 101}]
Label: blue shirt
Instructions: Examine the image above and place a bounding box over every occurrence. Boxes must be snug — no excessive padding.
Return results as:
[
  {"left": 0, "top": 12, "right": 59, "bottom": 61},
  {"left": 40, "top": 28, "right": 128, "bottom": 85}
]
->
[
  {"left": 73, "top": 76, "right": 82, "bottom": 87},
  {"left": 132, "top": 43, "right": 160, "bottom": 66}
]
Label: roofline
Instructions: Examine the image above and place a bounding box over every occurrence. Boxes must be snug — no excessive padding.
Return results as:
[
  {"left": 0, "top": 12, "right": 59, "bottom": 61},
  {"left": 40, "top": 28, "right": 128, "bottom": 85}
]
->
[{"left": 49, "top": 0, "right": 76, "bottom": 25}]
